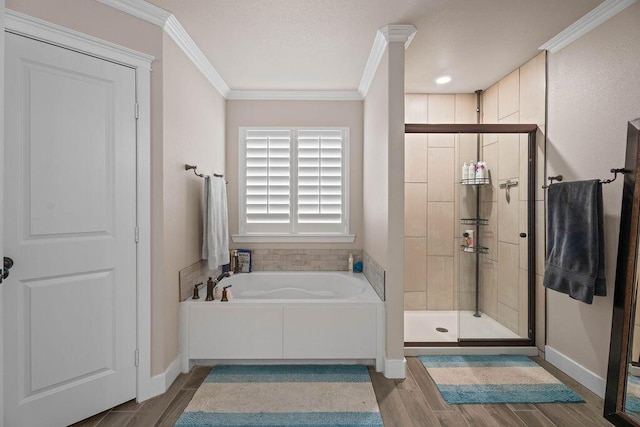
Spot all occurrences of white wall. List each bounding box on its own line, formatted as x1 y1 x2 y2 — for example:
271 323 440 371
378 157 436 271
546 1 640 389
161 32 226 373
363 42 406 365
225 100 364 250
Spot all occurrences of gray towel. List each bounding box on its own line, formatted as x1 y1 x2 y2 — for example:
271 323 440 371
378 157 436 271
543 179 606 304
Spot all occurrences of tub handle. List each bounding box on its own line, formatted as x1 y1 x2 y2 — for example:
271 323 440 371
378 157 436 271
222 285 232 302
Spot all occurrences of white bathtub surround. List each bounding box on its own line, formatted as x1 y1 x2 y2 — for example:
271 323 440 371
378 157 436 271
180 272 386 373
404 310 521 342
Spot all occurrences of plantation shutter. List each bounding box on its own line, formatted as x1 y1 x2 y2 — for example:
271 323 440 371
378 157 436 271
245 129 291 224
297 129 343 224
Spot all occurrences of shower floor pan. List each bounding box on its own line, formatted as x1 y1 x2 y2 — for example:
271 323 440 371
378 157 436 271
404 310 521 343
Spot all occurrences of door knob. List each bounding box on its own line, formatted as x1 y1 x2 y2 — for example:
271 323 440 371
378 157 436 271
1 257 14 283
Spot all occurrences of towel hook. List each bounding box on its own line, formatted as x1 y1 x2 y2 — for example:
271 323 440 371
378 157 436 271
542 175 563 189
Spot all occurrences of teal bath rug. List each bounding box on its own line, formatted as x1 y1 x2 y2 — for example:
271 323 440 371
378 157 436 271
419 355 584 405
174 365 383 426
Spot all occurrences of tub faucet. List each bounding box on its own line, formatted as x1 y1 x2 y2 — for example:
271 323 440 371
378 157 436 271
214 272 230 285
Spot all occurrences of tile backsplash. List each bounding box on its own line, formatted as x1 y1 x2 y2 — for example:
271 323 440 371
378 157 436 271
363 251 385 301
249 249 362 271
178 260 222 302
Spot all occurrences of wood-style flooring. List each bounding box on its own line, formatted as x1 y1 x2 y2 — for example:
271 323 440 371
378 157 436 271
71 357 613 427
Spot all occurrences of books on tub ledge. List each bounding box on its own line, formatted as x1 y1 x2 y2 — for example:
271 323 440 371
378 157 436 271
230 249 252 273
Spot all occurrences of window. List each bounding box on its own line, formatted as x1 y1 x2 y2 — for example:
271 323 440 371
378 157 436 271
236 127 352 242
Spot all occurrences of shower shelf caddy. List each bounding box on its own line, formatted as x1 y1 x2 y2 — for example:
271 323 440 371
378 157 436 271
459 177 490 256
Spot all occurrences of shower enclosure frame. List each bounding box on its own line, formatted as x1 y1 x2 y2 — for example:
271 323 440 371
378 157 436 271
404 122 538 347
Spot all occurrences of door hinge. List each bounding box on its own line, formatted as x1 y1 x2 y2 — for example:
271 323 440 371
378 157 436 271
135 226 140 243
134 102 140 119
135 349 139 367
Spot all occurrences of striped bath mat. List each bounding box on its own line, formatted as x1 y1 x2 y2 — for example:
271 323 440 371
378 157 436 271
174 365 383 426
419 355 584 405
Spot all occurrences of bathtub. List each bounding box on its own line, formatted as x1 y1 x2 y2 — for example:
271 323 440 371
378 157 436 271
179 272 384 372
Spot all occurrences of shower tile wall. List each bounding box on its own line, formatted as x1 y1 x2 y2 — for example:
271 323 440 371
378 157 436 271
480 52 547 343
403 52 546 347
404 93 476 311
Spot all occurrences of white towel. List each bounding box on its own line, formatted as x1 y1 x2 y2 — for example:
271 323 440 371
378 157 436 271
202 176 230 270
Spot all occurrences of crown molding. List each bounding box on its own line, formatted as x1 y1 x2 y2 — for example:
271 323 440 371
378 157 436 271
96 1 416 101
163 15 231 97
540 0 637 53
96 0 170 27
5 9 154 69
97 0 230 97
358 24 417 98
228 90 362 101
378 24 417 48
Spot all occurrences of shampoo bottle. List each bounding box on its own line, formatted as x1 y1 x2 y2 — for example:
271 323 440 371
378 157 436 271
468 161 475 184
462 162 469 181
348 253 354 272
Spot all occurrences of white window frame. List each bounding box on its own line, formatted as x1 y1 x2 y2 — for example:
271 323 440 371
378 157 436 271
233 127 355 243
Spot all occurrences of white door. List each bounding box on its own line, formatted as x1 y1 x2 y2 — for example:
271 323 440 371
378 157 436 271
4 33 138 426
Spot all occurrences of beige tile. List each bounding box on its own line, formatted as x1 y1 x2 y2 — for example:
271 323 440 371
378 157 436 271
428 94 455 124
428 133 455 148
519 200 528 270
497 183 519 245
455 93 477 124
458 185 476 219
518 268 529 338
405 94 428 123
498 114 520 181
458 291 476 311
427 148 455 201
480 258 498 319
426 256 455 310
459 134 478 178
498 69 520 120
405 134 428 182
427 202 454 256
404 238 427 292
519 52 546 128
404 183 427 236
519 134 529 200
498 302 519 334
404 292 427 311
459 247 477 292
482 84 498 144
535 274 545 350
498 242 519 309
480 143 498 202
480 201 497 260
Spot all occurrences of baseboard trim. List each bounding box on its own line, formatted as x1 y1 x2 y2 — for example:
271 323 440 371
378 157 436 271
140 354 181 402
545 345 605 398
383 357 406 379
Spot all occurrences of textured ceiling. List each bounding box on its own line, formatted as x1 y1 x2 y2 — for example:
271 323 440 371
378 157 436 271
148 0 602 94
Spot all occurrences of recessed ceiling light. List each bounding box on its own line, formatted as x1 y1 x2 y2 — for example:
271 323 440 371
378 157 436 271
435 75 452 85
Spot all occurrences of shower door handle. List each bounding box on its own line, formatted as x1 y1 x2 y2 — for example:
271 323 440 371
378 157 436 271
519 233 527 238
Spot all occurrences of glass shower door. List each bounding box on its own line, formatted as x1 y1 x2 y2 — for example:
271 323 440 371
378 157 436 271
457 132 533 342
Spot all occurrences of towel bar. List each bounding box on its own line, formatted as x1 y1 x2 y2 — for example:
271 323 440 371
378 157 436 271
185 164 227 183
542 168 629 189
